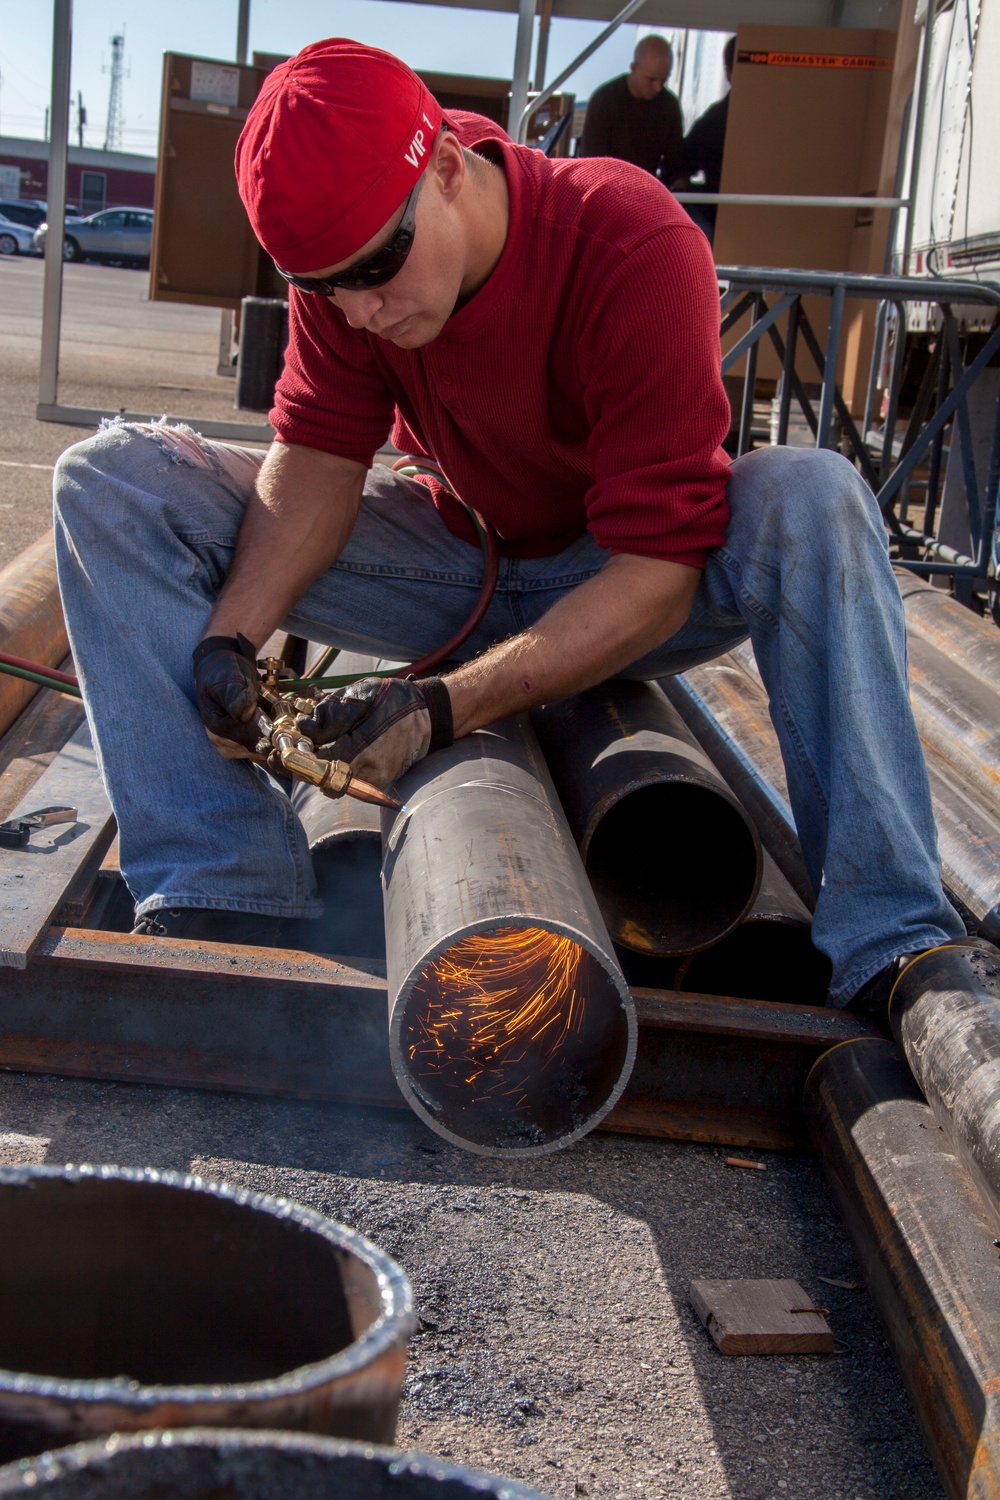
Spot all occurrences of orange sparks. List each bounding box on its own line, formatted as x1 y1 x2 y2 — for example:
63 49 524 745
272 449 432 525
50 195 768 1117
404 926 588 1103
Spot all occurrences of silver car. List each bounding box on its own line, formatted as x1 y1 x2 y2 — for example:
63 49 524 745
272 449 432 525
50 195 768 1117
33 207 153 265
0 213 40 256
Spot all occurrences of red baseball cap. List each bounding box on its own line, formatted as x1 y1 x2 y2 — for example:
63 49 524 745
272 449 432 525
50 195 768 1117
236 38 445 273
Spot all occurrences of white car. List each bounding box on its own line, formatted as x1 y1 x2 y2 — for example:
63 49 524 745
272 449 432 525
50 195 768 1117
0 213 39 256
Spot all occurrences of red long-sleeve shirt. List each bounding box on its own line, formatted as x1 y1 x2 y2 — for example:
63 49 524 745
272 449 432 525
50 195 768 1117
271 112 730 567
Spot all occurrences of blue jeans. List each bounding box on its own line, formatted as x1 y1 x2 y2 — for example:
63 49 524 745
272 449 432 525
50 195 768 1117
53 420 963 1003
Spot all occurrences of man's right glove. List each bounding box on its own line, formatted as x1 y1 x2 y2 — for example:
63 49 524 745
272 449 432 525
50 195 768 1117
192 634 261 756
296 675 454 789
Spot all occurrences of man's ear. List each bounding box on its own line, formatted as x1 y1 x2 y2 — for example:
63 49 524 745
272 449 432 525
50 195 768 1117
432 132 466 205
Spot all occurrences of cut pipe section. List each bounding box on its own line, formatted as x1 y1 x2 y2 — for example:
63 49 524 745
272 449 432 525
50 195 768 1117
675 849 831 1006
533 681 761 956
890 940 1000 1226
0 1430 549 1498
0 1165 414 1463
382 715 637 1157
806 1037 1000 1500
0 533 69 738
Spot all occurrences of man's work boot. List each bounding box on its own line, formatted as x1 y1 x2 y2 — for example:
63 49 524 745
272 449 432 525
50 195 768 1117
131 907 292 948
843 952 920 1032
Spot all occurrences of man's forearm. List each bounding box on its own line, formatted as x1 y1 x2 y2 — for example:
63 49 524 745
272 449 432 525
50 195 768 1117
445 553 700 737
206 441 367 646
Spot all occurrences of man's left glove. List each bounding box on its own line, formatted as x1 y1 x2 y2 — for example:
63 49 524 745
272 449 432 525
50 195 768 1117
296 676 454 790
192 634 261 756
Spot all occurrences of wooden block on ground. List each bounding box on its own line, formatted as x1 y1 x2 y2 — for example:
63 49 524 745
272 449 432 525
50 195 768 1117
689 1278 834 1355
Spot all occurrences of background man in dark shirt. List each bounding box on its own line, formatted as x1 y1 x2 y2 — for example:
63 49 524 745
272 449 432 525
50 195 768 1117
579 35 686 184
680 35 735 243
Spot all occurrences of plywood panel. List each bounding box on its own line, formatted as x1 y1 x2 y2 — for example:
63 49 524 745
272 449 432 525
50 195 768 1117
151 54 283 310
715 25 897 396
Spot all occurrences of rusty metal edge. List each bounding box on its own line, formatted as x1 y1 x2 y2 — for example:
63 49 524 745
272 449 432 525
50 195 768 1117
0 926 878 1153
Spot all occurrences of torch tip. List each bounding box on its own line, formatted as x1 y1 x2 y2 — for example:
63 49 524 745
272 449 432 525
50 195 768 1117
346 777 404 811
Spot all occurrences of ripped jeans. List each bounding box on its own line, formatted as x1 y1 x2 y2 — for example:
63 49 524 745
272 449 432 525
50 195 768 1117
53 420 963 1004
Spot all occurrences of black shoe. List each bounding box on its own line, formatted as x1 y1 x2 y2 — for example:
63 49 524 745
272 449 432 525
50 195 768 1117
843 952 919 1027
131 906 289 947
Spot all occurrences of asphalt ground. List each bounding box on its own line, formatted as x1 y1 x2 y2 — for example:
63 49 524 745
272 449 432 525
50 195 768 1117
0 256 945 1500
0 254 268 568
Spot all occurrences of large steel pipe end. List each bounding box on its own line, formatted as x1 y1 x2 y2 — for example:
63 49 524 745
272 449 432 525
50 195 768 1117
890 938 1000 1224
675 851 831 1005
0 1430 550 1498
382 718 637 1157
533 681 762 955
0 1166 414 1463
805 1037 1000 1500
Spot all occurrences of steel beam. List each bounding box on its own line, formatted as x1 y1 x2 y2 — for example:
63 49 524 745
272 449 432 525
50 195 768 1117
0 926 877 1152
806 1036 1000 1500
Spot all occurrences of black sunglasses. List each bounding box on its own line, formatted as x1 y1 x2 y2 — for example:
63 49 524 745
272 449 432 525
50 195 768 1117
275 170 425 295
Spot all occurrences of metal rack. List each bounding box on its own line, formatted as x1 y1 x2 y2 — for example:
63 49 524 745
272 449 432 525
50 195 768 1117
718 266 1000 594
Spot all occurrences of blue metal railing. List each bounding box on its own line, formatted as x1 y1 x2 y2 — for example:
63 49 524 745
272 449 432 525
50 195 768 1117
717 267 1000 590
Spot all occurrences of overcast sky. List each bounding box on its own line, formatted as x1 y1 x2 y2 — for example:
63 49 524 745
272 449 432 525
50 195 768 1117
0 0 661 156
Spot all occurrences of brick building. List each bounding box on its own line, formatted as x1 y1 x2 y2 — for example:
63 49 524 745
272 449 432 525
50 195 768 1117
0 137 156 214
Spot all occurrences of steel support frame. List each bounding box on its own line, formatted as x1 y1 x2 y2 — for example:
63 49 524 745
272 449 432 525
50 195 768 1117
716 267 1000 584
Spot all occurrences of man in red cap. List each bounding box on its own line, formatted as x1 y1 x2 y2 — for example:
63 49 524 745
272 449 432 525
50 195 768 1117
53 38 966 1012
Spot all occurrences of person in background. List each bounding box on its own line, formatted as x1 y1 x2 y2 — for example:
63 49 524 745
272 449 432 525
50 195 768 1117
579 34 686 185
680 35 735 244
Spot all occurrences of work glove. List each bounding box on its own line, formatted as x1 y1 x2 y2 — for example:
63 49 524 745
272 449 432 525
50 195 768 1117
296 676 454 790
192 633 261 757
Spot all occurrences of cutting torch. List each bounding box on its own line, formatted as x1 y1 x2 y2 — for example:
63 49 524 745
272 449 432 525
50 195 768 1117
252 655 402 813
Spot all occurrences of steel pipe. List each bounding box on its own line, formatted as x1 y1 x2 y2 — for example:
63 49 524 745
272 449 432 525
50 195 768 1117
533 681 761 956
896 569 1000 697
381 715 636 1157
290 655 383 849
663 648 1000 936
890 941 1000 1226
0 657 84 822
0 1165 414 1463
805 1037 1000 1500
0 534 70 739
659 660 813 910
920 742 1000 933
0 1431 548 1498
675 850 831 1007
905 631 1000 814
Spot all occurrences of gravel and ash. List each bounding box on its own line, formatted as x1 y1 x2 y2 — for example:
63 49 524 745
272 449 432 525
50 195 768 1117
0 1074 942 1500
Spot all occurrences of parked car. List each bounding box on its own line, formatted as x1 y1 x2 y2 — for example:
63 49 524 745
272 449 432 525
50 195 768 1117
0 213 39 256
0 199 47 230
32 206 154 266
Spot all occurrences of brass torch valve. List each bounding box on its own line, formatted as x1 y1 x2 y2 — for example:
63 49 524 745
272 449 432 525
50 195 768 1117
252 692 400 812
267 711 352 797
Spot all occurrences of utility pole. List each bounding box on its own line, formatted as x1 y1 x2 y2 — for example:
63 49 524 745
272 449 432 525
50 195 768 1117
103 33 126 151
76 90 86 148
236 0 251 66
